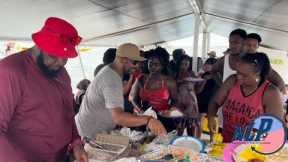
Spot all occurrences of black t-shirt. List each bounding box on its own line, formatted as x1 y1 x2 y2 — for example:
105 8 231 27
168 61 177 77
122 73 133 112
197 79 219 113
123 73 130 81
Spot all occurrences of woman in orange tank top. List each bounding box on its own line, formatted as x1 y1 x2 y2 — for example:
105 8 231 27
208 52 284 143
129 47 178 132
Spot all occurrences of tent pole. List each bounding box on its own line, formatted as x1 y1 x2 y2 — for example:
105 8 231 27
207 32 211 54
193 16 200 73
188 0 207 73
187 0 207 29
202 30 208 59
77 47 87 79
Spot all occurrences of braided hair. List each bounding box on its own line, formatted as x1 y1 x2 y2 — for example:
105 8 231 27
240 52 271 86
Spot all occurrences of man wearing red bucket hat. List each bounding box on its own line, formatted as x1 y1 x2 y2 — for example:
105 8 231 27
0 17 87 162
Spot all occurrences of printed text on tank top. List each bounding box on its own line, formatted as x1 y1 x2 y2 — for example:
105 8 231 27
222 80 270 142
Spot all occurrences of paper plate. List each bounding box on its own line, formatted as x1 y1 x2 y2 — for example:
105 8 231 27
158 109 184 118
170 136 205 153
181 77 204 83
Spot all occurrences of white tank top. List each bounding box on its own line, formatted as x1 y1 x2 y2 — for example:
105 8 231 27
223 54 236 81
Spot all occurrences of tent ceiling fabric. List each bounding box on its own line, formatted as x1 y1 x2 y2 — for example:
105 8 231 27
0 0 288 51
201 0 288 51
0 0 194 46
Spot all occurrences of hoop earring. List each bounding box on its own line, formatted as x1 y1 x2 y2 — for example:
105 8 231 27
256 78 259 82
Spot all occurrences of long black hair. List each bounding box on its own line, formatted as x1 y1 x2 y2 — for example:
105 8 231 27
175 54 192 78
240 52 271 86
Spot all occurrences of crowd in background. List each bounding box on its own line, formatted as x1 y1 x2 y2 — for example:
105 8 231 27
1 16 287 162
75 28 288 143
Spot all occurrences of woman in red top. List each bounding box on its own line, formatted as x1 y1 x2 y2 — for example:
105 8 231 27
208 52 284 142
130 47 178 132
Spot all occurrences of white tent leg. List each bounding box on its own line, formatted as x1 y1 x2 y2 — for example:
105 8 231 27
202 30 208 59
77 47 87 79
193 16 200 73
188 0 207 73
207 32 211 55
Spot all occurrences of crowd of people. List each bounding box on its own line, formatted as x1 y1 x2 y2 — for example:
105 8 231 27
76 28 286 143
0 17 287 162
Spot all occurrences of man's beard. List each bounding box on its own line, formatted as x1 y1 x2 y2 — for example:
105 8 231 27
124 66 132 75
37 53 62 79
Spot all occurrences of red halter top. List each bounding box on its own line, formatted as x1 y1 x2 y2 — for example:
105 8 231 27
139 78 170 112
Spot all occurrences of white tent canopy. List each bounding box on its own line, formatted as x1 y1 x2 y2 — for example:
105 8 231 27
1 0 288 51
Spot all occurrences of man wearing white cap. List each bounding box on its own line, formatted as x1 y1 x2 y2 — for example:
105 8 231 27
75 43 167 138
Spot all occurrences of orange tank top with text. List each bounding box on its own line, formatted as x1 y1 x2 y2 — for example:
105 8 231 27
222 80 270 142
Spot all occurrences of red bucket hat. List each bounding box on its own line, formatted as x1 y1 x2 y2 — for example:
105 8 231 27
32 17 82 58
